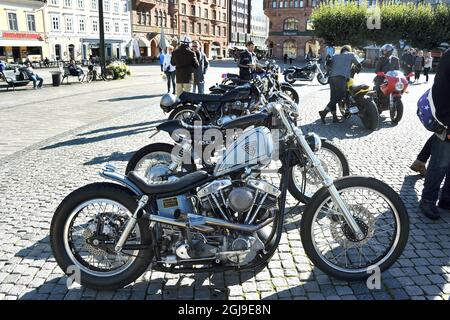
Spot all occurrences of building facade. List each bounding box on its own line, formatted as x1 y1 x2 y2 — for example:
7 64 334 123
0 0 49 63
178 0 228 58
228 0 250 48
130 0 179 58
250 0 268 48
264 0 319 59
44 0 132 62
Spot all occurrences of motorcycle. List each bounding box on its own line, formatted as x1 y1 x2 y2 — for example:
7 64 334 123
283 58 329 85
125 94 350 204
50 101 409 290
338 63 380 132
371 70 413 124
218 61 300 104
160 80 264 126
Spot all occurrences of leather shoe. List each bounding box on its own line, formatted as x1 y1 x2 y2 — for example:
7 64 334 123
419 201 440 220
319 111 327 124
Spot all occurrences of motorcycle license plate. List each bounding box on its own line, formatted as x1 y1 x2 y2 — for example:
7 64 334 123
349 106 359 114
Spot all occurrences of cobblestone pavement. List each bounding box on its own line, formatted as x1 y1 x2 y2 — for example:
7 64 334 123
1 63 450 300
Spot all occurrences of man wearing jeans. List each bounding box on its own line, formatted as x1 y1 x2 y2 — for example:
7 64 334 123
171 35 199 96
24 63 43 89
420 49 450 219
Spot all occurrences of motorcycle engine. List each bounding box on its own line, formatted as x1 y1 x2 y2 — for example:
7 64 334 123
218 101 248 126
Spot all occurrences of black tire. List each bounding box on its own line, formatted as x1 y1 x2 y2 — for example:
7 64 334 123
288 141 350 204
125 143 196 176
300 176 409 281
390 98 404 124
284 72 296 84
317 73 329 85
169 105 207 124
280 84 300 104
50 183 153 290
358 96 379 131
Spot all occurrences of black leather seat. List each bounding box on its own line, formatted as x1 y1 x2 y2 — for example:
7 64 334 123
179 92 223 103
127 170 210 195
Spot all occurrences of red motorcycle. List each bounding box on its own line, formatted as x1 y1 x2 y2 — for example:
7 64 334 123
372 70 414 124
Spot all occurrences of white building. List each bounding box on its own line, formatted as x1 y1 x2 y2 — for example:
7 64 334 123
250 0 268 49
44 0 132 62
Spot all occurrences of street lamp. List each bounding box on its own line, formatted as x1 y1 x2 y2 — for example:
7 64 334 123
98 0 106 77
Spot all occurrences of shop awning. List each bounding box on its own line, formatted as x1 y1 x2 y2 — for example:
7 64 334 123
138 37 150 48
0 39 44 47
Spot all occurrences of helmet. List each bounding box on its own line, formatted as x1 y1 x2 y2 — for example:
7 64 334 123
180 35 192 45
160 93 178 112
341 45 352 53
381 44 394 57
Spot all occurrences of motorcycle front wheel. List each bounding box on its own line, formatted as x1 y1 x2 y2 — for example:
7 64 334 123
390 98 404 124
50 183 153 290
288 141 350 203
280 85 300 104
300 176 409 281
169 105 207 124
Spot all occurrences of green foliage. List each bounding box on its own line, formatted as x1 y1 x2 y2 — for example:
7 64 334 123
311 2 450 49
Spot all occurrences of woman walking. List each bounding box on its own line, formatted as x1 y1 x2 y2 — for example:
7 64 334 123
423 51 433 83
414 50 425 83
163 46 176 94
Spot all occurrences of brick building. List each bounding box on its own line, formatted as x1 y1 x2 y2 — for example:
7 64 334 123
264 0 320 59
178 0 228 58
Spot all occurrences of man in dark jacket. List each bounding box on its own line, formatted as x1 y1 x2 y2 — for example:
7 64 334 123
192 40 209 94
420 49 450 219
238 41 258 81
171 35 199 96
374 44 400 106
402 48 415 82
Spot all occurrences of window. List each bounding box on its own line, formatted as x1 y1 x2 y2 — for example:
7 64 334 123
50 0 59 5
123 1 128 12
79 17 85 32
65 16 73 32
77 0 84 8
114 1 119 12
51 15 60 31
27 14 36 32
191 5 195 16
104 0 110 12
64 0 72 7
181 4 186 14
114 21 120 33
204 9 208 19
223 13 226 22
223 26 226 37
182 21 187 33
190 21 194 33
283 40 297 57
283 18 299 31
91 0 98 10
204 23 208 34
105 21 110 32
124 23 129 34
8 13 18 31
197 23 201 34
92 19 98 32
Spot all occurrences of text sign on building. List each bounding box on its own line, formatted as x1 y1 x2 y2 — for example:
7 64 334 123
283 31 298 36
1 32 43 40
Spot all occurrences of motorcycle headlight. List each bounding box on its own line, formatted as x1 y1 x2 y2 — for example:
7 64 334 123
306 133 322 152
395 82 404 92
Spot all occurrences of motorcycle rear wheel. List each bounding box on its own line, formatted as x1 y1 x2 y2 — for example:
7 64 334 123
280 85 300 104
50 183 153 290
358 97 379 131
284 72 296 84
169 105 207 124
317 73 329 85
300 176 409 281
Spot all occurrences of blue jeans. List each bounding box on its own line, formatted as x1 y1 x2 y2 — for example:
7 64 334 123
421 136 450 204
193 81 205 94
30 74 43 88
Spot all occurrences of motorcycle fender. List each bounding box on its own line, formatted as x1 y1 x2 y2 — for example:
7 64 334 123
100 170 144 196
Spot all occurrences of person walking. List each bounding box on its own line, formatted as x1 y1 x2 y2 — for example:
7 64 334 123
419 48 450 219
163 46 176 94
283 53 288 65
159 50 165 72
414 50 424 83
423 51 433 83
402 48 415 83
192 41 209 94
171 35 199 96
289 55 293 65
318 45 361 124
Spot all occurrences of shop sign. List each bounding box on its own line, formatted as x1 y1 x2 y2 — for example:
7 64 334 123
1 32 43 40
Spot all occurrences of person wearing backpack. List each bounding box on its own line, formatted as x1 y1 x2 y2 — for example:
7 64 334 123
419 48 450 219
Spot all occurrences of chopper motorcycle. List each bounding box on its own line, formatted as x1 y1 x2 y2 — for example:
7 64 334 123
283 58 329 85
370 70 413 124
50 102 409 290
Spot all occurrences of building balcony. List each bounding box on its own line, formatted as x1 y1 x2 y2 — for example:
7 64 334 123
169 0 179 12
136 0 157 8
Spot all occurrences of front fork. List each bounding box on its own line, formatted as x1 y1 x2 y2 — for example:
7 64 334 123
294 129 365 240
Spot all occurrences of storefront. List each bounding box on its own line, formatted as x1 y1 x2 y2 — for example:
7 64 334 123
80 38 128 61
0 32 47 63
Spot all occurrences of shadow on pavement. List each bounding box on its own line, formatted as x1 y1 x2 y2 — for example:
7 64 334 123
41 120 161 150
83 151 135 166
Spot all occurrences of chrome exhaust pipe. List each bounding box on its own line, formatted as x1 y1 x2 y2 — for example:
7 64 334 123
147 214 274 233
